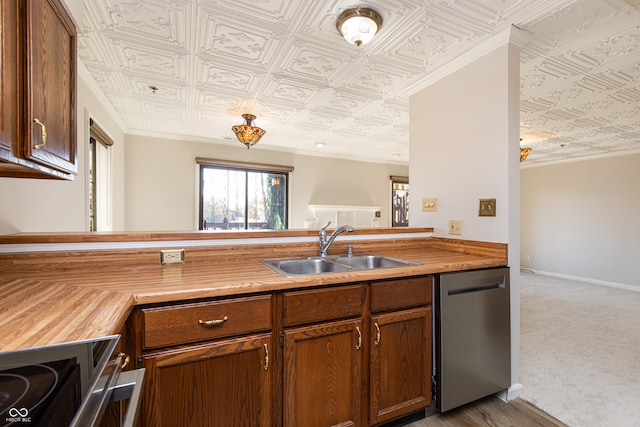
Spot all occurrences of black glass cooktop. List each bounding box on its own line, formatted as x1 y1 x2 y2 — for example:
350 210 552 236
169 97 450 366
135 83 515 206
0 336 119 427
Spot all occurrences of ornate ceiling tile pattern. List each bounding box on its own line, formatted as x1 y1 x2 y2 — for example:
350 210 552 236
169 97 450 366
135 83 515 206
78 0 640 165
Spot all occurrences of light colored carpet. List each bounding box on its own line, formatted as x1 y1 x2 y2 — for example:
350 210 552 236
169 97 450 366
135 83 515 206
519 271 640 427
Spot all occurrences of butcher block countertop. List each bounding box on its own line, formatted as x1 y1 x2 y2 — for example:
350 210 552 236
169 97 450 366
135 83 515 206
0 229 507 352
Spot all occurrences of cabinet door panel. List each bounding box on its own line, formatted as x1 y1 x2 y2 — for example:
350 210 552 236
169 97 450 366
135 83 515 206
284 319 363 427
0 0 17 157
24 0 76 175
142 334 273 427
370 307 432 425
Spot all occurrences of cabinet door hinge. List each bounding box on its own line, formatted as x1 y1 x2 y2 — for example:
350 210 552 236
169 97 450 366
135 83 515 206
138 355 143 369
279 331 284 348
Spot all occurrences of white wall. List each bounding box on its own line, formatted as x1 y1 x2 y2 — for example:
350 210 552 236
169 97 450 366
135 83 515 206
124 135 408 231
408 44 519 243
0 67 126 234
521 153 640 288
409 32 522 395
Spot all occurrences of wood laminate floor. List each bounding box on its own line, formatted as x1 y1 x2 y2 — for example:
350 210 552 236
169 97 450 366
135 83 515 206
406 396 569 427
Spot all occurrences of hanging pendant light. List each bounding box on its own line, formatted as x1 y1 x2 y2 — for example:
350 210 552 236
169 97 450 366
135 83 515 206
336 7 383 47
231 114 266 149
519 138 531 162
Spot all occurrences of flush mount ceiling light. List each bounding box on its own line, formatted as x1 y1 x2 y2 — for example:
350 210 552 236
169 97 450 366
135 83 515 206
336 7 382 47
231 114 266 149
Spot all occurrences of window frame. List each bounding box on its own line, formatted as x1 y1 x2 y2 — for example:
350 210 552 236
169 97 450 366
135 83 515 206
390 175 409 228
196 157 293 231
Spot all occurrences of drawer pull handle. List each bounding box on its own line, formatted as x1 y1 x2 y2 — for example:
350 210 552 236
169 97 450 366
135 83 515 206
118 352 130 369
198 316 228 326
356 327 362 350
374 322 381 346
33 118 48 150
263 343 269 371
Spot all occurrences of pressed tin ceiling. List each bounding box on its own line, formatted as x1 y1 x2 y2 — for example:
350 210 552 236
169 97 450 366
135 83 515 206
78 0 640 166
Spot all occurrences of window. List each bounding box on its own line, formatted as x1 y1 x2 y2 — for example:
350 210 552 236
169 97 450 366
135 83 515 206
88 118 114 231
391 175 409 227
197 158 293 230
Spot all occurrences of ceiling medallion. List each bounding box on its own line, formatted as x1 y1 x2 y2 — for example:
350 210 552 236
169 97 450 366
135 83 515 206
336 7 383 47
231 114 266 149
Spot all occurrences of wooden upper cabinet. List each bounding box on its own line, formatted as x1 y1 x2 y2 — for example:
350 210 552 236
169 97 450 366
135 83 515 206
0 0 18 158
0 0 77 179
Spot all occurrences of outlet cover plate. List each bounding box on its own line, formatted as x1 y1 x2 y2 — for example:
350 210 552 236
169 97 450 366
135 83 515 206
448 220 462 235
160 249 185 265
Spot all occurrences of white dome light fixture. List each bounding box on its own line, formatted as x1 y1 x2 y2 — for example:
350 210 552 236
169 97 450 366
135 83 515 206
336 7 383 47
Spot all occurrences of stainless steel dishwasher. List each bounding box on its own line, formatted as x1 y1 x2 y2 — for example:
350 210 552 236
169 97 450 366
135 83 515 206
435 267 511 412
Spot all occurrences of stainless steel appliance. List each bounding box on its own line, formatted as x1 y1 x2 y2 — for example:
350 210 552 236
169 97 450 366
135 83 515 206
0 335 144 427
436 267 511 412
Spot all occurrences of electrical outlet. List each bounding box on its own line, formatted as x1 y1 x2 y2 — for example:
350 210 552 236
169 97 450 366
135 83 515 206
160 249 185 265
422 198 437 212
448 220 462 235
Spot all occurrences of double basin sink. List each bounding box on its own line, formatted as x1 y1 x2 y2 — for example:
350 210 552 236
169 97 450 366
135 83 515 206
262 254 420 277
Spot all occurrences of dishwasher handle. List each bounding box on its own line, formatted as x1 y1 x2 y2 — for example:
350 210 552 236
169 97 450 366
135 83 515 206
447 282 504 296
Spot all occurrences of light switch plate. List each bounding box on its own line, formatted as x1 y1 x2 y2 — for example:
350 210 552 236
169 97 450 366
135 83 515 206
479 199 496 217
422 198 437 212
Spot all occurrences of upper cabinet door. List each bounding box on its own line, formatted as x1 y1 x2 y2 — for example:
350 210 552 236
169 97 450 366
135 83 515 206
0 0 18 157
23 0 77 175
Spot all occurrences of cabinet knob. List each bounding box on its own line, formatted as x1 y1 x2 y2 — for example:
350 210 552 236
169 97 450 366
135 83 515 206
33 118 48 150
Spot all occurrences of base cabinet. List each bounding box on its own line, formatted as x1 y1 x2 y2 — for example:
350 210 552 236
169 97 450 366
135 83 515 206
141 334 273 427
370 307 432 425
283 319 363 427
128 275 432 427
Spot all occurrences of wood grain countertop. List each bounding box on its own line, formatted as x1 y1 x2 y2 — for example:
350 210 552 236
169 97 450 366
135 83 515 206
0 235 507 352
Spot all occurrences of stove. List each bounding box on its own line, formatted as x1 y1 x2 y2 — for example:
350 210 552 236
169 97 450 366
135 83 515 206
0 336 144 427
1 358 80 426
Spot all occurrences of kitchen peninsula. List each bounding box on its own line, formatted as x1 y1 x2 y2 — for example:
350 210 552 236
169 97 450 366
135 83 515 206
0 228 507 426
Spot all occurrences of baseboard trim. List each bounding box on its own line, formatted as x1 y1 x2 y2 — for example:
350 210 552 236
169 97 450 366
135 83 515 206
496 383 524 402
521 269 640 293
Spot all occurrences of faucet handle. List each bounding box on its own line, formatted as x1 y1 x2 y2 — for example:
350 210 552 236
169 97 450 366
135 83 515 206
321 221 331 231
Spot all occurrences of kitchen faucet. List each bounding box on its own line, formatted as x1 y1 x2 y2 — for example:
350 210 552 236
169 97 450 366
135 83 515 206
318 221 355 257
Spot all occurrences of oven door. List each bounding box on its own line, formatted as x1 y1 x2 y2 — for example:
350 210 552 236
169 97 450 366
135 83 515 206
0 335 145 427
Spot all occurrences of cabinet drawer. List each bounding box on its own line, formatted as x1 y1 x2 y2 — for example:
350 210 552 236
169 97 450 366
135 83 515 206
142 295 272 349
283 284 364 327
371 276 432 313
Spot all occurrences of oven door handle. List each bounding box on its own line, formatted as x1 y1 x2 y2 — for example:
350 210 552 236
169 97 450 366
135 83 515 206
108 368 145 427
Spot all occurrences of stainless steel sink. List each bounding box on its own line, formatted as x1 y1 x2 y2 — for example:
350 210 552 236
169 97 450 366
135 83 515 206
334 254 419 270
261 254 420 277
263 257 351 276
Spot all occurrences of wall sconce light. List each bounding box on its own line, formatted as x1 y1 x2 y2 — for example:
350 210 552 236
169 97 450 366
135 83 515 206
336 7 383 47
